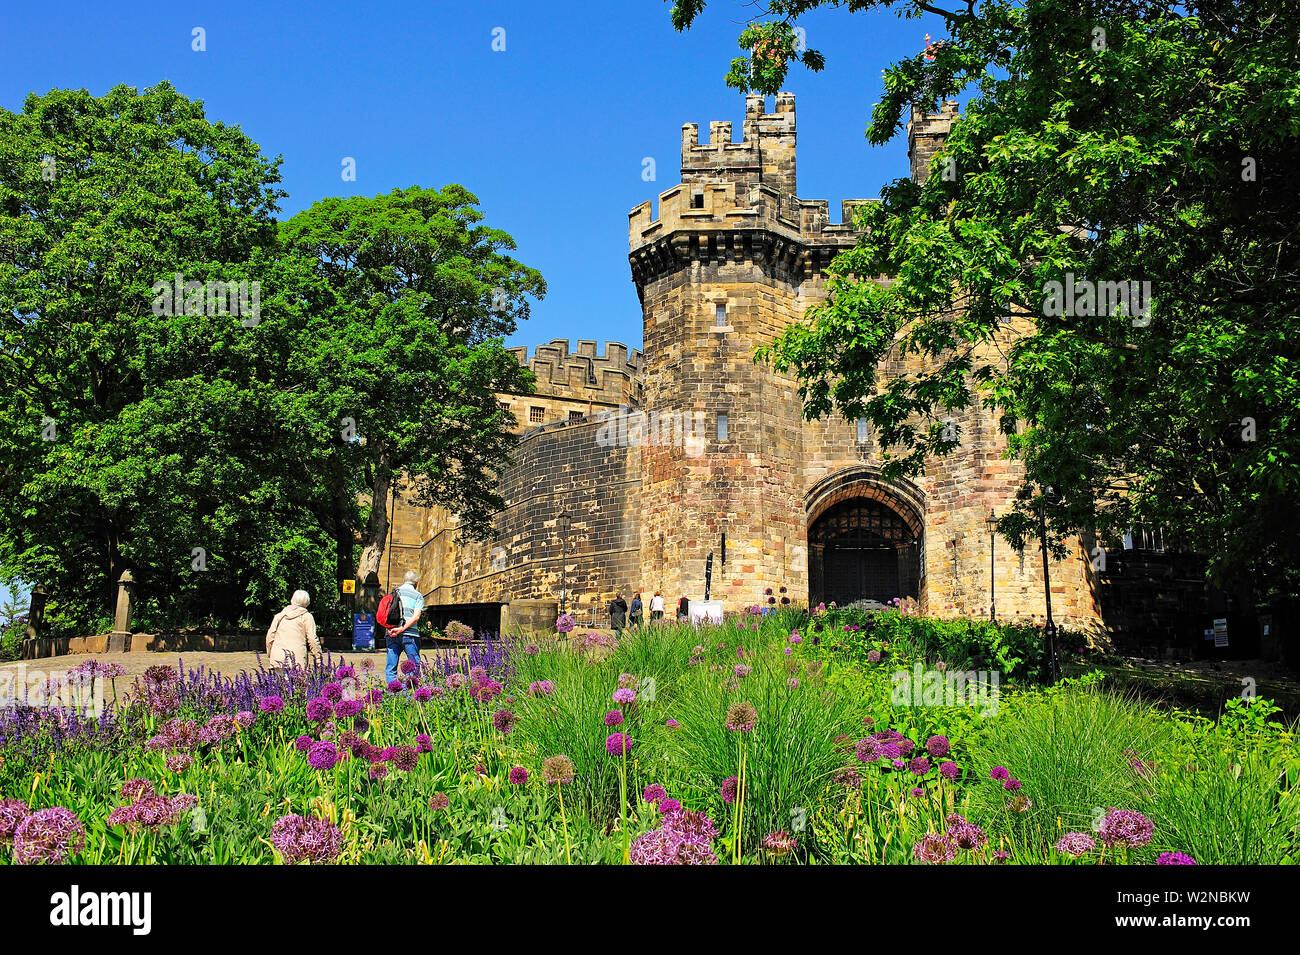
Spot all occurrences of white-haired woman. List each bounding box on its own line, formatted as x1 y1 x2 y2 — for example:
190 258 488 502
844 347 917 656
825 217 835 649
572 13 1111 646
266 590 322 669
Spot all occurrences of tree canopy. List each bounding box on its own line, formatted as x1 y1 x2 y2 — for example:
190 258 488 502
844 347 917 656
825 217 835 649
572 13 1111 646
671 0 1300 598
0 82 544 632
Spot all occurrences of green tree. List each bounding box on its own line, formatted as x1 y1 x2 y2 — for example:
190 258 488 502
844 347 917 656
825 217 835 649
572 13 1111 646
0 84 545 632
671 1 1300 598
277 186 545 582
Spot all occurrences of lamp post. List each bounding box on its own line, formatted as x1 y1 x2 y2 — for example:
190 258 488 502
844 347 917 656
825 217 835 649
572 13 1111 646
556 511 572 615
1037 486 1060 684
985 509 997 622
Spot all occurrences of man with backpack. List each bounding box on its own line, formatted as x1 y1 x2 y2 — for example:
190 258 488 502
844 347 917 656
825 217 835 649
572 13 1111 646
381 570 425 684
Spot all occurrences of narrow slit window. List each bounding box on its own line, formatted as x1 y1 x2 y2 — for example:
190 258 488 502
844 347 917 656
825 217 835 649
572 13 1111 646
717 413 729 441
715 303 727 327
856 417 870 444
691 190 704 209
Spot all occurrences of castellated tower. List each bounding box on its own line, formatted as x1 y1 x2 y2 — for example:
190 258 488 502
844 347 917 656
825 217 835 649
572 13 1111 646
630 95 1104 630
628 93 863 607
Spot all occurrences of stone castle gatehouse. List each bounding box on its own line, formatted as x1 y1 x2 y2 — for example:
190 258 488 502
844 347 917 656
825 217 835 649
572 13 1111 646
387 95 1106 635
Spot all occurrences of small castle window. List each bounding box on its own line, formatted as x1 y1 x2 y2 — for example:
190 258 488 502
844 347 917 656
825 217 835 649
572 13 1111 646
691 190 704 209
715 304 727 327
530 406 545 424
856 417 870 444
569 410 585 425
498 401 511 413
717 413 729 441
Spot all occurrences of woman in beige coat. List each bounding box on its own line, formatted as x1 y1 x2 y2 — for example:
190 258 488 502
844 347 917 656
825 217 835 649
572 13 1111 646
265 590 322 668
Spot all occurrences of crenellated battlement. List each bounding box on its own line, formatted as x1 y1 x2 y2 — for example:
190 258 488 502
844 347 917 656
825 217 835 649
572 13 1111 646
907 100 960 184
505 339 645 406
630 94 869 277
680 92 798 197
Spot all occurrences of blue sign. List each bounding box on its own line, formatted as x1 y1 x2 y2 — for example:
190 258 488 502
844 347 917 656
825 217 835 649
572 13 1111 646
352 613 375 651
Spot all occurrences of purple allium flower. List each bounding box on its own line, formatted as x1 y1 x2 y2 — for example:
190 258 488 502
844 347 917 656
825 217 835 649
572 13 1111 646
909 756 931 776
386 680 404 694
428 793 450 811
322 682 344 702
360 658 375 671
947 820 988 850
556 613 576 634
165 753 193 773
469 666 487 683
492 709 517 735
763 830 798 857
294 734 313 752
333 699 363 718
925 735 951 758
939 761 960 781
1007 794 1033 813
665 719 679 729
335 664 355 680
368 764 388 781
784 647 793 656
990 766 1010 781
866 649 882 663
1055 832 1097 857
415 734 433 753
121 778 155 801
658 798 682 815
725 701 758 733
12 807 85 865
787 677 800 688
259 695 285 714
307 741 339 770
834 767 862 789
855 737 881 763
306 698 333 722
509 766 528 785
524 643 540 656
1003 777 1022 791
612 688 636 705
541 755 575 785
0 800 30 845
629 807 719 865
235 711 256 730
605 732 634 756
912 832 957 864
1098 808 1154 848
993 849 1010 863
788 632 802 644
369 688 385 703
389 746 418 773
413 687 433 703
896 738 915 756
879 743 901 760
604 709 624 727
643 784 668 805
1156 851 1197 865
400 659 418 675
892 759 907 770
721 775 739 804
270 814 342 865
445 673 467 691
734 664 753 679
198 713 237 746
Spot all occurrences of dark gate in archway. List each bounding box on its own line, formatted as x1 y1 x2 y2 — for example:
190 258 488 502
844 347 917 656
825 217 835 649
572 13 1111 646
809 498 920 606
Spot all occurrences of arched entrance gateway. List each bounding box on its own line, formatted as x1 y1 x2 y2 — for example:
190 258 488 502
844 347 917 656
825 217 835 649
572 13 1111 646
806 468 925 607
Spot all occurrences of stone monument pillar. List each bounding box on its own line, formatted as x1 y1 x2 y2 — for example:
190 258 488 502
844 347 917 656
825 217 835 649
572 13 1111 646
109 570 135 652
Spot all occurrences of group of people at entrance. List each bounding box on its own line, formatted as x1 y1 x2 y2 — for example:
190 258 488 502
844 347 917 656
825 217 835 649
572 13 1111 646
607 590 692 632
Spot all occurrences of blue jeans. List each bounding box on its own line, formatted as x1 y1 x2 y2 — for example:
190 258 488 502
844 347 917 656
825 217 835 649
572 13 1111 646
385 630 421 684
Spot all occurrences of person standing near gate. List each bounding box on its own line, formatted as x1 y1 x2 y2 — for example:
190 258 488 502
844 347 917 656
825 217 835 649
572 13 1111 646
609 593 628 633
629 592 644 629
385 570 425 684
649 591 665 622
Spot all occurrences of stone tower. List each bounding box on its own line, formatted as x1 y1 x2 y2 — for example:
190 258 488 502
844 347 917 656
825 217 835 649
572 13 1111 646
628 94 863 607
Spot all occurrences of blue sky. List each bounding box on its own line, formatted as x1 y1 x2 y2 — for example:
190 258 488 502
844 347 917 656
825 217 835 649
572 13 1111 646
0 0 946 357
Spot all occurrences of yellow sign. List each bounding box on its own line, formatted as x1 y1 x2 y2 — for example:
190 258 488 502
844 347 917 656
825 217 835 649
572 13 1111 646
341 580 356 594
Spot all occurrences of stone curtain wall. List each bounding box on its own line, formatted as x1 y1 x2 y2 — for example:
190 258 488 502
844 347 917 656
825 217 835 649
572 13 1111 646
413 415 642 613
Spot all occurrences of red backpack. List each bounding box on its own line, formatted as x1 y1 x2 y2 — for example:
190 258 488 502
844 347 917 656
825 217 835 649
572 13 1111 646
376 589 404 631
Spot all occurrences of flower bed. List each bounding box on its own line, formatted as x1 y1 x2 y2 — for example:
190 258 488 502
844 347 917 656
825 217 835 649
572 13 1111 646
0 611 1296 865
